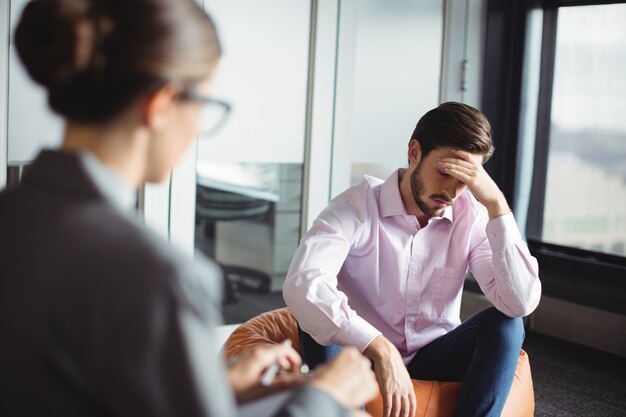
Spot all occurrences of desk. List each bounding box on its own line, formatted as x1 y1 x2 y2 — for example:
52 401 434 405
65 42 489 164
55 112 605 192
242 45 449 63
196 161 280 202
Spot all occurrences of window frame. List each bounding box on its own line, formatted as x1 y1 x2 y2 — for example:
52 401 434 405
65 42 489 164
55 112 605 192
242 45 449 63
527 0 626 268
482 0 626 315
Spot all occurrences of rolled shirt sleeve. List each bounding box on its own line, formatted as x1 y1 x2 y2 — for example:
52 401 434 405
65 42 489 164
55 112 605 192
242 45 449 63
469 212 542 318
283 203 382 353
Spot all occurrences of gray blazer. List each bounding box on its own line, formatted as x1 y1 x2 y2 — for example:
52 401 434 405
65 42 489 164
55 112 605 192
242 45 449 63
0 150 348 417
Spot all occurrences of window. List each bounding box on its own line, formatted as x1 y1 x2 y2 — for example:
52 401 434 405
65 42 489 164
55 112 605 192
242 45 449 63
527 2 626 262
482 0 626 313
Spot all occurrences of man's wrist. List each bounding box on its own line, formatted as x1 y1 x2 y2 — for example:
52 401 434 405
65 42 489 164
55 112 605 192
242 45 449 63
363 335 393 362
485 197 510 220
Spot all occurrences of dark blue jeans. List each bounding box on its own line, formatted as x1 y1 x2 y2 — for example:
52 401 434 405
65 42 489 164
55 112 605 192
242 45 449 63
298 307 525 417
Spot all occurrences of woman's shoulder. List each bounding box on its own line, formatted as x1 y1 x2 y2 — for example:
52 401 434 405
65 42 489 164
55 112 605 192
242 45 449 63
66 203 222 309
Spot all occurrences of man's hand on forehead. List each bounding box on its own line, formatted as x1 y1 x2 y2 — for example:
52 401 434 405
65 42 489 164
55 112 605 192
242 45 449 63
448 148 484 164
437 149 510 219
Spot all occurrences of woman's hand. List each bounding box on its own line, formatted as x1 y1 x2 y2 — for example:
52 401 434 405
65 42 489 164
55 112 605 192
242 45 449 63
226 342 304 403
309 347 379 411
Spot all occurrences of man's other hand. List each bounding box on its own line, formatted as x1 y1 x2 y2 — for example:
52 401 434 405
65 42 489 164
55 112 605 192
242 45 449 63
364 335 416 417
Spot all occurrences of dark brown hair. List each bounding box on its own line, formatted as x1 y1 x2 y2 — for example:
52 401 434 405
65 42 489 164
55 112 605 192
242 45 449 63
14 0 221 123
410 102 494 162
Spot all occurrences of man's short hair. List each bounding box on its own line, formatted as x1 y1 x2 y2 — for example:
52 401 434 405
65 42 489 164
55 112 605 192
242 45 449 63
410 102 494 162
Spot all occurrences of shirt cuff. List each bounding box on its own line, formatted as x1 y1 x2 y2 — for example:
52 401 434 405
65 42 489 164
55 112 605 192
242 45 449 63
332 314 382 353
485 212 524 252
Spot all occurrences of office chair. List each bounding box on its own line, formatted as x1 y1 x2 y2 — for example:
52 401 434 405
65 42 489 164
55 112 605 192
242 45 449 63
196 185 273 304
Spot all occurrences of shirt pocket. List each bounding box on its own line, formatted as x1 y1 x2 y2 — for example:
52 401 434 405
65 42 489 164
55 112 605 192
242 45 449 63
431 266 467 319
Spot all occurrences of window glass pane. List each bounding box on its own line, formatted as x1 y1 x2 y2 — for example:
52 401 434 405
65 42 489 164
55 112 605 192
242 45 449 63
195 162 301 324
331 0 443 196
543 4 626 257
199 0 310 163
197 0 310 324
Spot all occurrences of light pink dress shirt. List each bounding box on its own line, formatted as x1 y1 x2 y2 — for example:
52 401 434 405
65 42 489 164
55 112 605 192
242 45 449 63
283 169 541 364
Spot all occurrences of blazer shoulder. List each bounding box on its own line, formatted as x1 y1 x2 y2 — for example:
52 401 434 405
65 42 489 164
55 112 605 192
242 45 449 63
67 204 223 313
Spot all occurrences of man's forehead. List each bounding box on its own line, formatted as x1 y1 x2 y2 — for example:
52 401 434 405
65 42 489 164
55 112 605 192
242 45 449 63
429 147 486 163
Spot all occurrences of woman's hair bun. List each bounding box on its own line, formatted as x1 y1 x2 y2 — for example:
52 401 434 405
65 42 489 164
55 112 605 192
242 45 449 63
13 0 220 124
14 0 111 90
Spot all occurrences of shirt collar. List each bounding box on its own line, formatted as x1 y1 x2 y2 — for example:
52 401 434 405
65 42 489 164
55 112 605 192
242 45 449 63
380 168 454 223
78 152 137 212
432 205 454 223
380 169 407 217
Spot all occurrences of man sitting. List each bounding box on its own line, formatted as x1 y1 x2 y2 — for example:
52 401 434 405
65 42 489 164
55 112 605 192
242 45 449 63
283 102 542 417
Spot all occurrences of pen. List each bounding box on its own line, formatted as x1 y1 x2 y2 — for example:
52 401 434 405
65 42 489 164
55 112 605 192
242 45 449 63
261 339 292 386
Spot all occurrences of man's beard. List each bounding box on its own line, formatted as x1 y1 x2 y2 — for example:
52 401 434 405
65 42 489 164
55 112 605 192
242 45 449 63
410 161 452 218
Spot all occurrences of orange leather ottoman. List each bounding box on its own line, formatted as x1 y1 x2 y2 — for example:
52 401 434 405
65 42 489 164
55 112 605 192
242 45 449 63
222 308 535 417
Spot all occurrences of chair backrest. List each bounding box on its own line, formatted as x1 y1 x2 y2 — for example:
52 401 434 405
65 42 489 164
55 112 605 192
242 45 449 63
196 186 271 221
222 308 300 358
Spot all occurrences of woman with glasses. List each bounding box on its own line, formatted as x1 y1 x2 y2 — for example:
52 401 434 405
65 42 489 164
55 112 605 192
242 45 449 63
0 0 377 416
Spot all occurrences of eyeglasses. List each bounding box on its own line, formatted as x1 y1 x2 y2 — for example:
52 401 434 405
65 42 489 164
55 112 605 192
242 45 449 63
180 89 232 137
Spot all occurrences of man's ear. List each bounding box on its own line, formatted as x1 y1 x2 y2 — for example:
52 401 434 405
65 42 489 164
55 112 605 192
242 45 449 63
408 139 422 165
143 83 182 131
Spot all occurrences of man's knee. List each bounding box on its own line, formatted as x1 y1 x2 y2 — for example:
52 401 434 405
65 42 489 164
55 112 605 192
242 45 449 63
481 307 525 348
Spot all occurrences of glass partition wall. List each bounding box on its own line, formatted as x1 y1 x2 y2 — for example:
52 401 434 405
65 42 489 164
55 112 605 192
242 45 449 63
331 0 443 196
198 0 310 323
198 0 444 324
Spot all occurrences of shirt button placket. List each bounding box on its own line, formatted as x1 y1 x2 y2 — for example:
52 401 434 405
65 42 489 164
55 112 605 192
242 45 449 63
406 233 423 316
406 229 425 346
